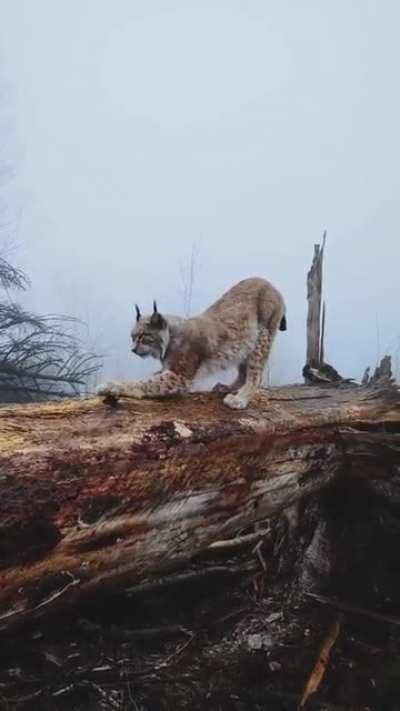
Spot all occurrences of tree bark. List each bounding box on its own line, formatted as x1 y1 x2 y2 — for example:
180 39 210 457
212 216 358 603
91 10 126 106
0 381 399 632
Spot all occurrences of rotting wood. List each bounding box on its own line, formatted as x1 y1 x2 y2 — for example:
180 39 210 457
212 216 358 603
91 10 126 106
371 354 393 383
0 379 398 633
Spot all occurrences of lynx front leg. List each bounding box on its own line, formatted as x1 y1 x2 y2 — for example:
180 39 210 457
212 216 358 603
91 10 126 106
97 370 191 401
212 363 247 394
96 380 146 400
140 370 192 397
224 327 274 410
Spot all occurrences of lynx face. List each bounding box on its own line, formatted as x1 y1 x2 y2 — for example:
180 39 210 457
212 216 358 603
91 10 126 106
131 303 170 361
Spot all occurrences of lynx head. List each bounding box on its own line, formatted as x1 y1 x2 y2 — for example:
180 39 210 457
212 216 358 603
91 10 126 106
131 301 170 361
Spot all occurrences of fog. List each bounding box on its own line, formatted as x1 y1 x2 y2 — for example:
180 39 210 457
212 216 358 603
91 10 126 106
1 1 399 387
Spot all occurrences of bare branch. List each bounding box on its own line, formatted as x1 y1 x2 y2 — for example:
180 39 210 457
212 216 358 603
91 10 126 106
0 256 30 291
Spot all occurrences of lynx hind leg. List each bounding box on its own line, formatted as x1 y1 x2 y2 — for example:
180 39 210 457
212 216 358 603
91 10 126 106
97 381 123 398
224 327 275 410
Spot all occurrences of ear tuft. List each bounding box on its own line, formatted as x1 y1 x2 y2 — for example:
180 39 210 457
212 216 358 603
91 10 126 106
153 300 158 314
135 304 141 321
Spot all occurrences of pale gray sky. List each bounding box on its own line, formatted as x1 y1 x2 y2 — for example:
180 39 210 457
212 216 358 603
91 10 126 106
1 1 399 384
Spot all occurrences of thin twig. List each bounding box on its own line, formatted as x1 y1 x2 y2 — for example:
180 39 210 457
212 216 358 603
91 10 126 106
207 528 271 552
0 572 80 627
305 591 400 627
155 632 195 669
299 616 341 709
126 563 258 596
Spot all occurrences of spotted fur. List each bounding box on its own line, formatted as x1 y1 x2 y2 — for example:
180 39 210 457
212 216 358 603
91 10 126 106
97 277 286 409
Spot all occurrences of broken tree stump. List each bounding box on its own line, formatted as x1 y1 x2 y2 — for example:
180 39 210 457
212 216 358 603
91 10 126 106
304 233 353 385
306 231 326 369
0 381 399 633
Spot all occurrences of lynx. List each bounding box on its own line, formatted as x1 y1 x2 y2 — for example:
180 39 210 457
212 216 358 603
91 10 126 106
97 277 286 410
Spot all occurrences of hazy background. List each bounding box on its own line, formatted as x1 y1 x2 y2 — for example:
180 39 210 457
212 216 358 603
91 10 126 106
1 1 399 386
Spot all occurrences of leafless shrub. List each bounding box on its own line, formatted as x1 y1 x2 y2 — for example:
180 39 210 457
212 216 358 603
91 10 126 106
0 255 100 402
0 255 30 291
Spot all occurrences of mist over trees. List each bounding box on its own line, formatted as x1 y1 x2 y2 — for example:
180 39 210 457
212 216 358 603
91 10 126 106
0 76 100 401
1 3 400 392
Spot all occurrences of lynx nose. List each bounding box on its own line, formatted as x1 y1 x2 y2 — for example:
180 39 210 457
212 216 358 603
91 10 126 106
132 346 138 354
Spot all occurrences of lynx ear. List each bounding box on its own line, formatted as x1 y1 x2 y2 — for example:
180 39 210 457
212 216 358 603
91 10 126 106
150 301 166 329
135 304 141 321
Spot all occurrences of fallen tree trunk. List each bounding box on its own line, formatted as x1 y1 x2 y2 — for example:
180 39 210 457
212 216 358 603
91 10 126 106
0 381 399 633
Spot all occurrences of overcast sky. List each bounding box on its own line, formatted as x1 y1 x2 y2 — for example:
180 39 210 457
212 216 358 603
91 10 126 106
1 1 399 385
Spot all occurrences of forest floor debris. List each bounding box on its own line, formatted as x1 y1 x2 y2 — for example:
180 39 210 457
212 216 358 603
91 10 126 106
1 545 399 711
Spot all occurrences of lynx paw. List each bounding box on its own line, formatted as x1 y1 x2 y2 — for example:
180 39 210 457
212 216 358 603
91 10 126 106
96 381 123 399
97 382 146 401
223 392 249 410
126 385 145 399
212 382 231 395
